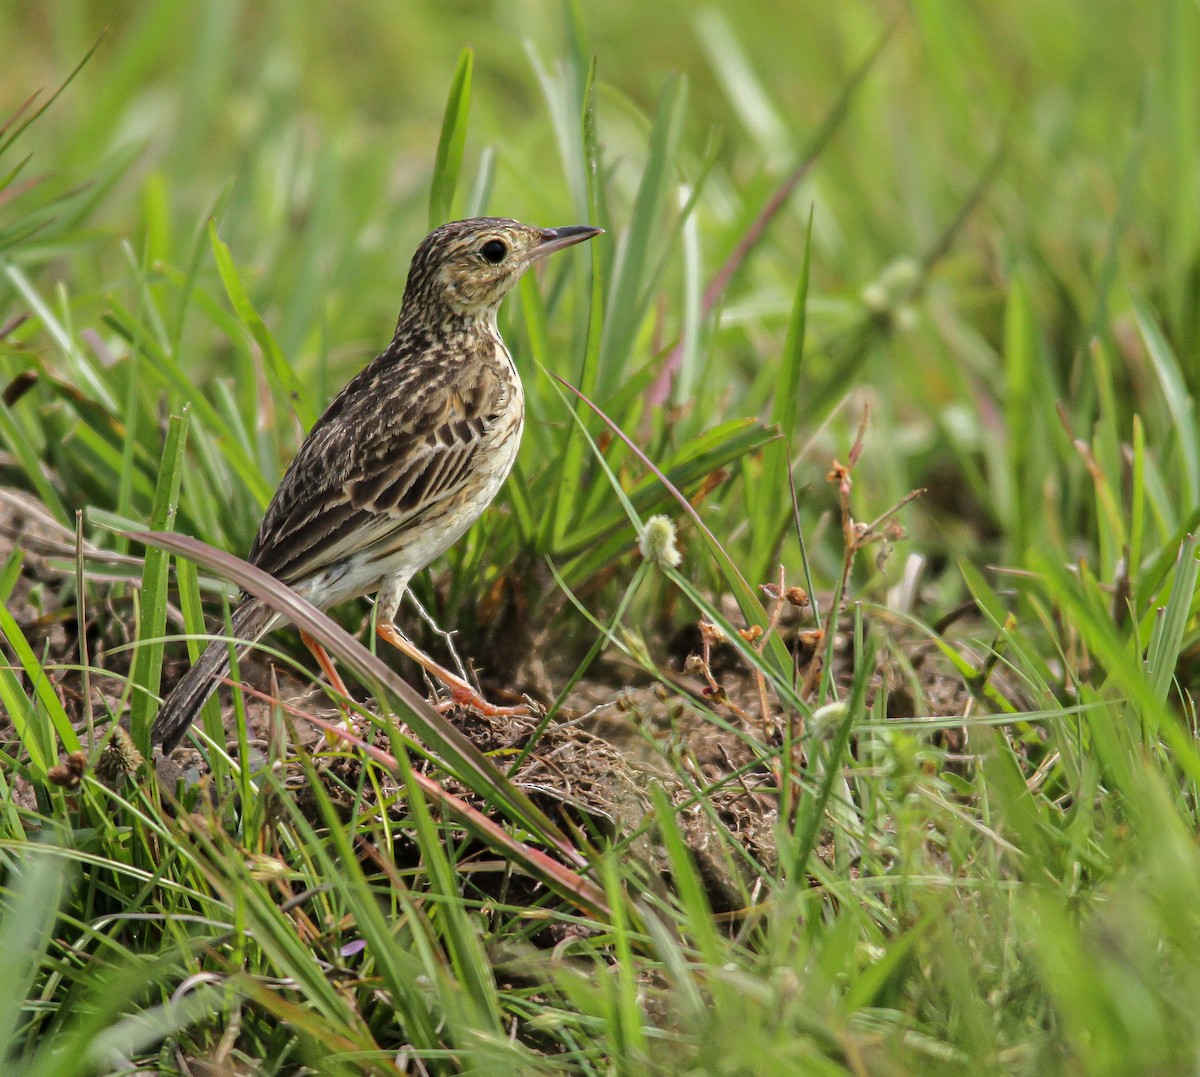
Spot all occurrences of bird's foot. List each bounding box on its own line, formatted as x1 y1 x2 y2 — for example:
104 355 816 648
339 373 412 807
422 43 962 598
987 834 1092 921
435 685 539 718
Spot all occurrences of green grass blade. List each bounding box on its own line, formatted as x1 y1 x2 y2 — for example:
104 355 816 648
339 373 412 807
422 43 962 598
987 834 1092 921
1134 296 1200 509
3 263 117 412
752 207 812 583
400 758 501 1030
128 409 190 744
429 47 473 227
595 73 687 401
102 306 274 507
0 34 103 159
789 642 868 880
281 751 445 1050
208 220 317 429
0 396 69 524
1031 549 1200 785
547 55 606 547
0 601 78 766
0 850 69 1057
1145 532 1200 705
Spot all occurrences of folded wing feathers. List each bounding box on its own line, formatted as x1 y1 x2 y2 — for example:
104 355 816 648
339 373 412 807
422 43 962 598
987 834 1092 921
247 356 504 586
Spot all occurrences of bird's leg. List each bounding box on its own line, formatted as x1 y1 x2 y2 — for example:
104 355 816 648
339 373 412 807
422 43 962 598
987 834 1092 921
298 630 359 743
299 630 351 701
375 577 530 717
375 620 531 717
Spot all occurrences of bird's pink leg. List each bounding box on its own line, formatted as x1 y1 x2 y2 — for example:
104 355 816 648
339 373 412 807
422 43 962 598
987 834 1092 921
299 630 352 700
375 620 531 717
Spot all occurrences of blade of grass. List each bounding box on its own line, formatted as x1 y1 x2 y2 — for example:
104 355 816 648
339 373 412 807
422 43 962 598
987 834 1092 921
429 48 473 227
102 306 274 505
1031 547 1200 786
3 263 117 412
545 55 606 549
751 207 812 584
399 756 502 1028
1134 296 1199 510
596 73 687 402
128 409 190 744
0 34 103 158
789 626 871 880
281 745 454 1051
209 221 317 429
0 395 68 524
1145 532 1200 705
0 600 79 766
0 850 69 1056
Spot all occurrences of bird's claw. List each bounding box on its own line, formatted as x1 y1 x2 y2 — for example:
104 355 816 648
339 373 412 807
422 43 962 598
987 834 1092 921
433 684 540 718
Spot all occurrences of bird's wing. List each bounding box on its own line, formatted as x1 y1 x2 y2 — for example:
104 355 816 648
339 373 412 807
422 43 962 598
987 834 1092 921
247 346 510 586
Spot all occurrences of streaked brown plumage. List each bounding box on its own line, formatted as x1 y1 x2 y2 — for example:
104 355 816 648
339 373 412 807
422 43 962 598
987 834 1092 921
152 217 602 753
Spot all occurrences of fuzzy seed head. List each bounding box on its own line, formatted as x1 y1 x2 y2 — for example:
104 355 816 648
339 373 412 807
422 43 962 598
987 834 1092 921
639 514 681 570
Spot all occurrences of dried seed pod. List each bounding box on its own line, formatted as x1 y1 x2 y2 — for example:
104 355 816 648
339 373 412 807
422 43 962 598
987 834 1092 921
47 751 88 790
785 586 809 607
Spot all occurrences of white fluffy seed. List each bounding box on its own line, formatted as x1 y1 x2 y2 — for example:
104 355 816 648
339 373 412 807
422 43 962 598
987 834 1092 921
639 514 682 569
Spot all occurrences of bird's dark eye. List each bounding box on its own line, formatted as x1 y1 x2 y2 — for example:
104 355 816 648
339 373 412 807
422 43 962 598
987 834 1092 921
479 239 508 264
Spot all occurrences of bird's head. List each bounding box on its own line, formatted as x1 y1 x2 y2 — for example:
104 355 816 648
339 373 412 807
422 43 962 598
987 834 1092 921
400 217 602 326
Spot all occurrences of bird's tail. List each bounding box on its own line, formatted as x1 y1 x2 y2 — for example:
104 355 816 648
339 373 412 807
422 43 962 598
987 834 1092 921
152 600 277 753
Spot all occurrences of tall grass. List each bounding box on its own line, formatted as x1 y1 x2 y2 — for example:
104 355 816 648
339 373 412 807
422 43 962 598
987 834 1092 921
1 1 1199 1072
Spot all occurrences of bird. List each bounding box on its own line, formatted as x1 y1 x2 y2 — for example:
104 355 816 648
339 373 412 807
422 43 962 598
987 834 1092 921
152 216 603 753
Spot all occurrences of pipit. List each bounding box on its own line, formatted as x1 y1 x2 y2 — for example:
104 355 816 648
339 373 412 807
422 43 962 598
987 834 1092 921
152 216 602 753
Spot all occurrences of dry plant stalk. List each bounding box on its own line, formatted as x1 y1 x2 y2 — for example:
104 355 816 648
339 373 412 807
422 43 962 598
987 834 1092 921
693 406 923 753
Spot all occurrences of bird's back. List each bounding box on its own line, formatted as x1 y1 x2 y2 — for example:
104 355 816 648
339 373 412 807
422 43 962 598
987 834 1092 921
246 323 520 599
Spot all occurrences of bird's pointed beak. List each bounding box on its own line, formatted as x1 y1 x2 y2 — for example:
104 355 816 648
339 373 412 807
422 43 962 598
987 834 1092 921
533 225 604 259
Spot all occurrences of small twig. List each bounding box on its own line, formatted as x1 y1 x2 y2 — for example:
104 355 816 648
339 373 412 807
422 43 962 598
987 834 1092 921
759 565 790 644
689 620 724 699
801 405 924 700
749 565 790 737
862 487 926 536
685 621 760 726
847 402 870 468
405 589 472 684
